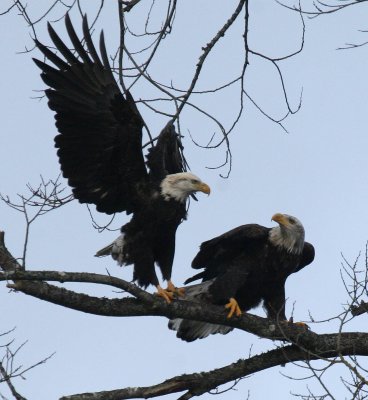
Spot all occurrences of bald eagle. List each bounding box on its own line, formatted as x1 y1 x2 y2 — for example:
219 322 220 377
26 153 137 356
169 213 315 341
33 14 210 301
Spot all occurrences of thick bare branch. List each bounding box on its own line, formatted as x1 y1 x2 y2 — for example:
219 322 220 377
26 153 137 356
0 233 328 353
0 268 307 340
61 334 368 400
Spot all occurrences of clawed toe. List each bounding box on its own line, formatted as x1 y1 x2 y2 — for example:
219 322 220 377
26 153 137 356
224 298 242 318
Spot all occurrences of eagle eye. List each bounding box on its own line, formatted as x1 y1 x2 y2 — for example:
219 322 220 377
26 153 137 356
288 217 296 224
191 179 199 184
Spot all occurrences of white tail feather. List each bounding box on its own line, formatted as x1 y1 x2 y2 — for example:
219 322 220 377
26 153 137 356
168 280 233 341
95 234 125 266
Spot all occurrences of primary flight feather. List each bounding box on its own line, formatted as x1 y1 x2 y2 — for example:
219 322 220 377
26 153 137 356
34 14 210 301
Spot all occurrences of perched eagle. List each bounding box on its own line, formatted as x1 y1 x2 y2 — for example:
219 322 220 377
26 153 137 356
33 14 210 302
169 213 315 341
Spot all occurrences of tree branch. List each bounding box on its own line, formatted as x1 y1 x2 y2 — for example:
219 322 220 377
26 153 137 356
2 229 368 400
61 333 368 400
0 269 307 339
0 362 27 400
351 301 368 316
0 230 314 341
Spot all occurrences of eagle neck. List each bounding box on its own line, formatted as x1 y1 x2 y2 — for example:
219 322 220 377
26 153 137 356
269 226 304 255
160 177 188 203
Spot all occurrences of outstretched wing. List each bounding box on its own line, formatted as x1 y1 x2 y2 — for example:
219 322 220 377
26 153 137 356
186 224 270 283
33 14 147 214
146 122 186 181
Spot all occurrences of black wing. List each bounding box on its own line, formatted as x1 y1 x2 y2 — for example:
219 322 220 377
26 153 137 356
293 242 315 273
33 14 147 214
186 224 270 283
264 242 315 319
146 122 186 182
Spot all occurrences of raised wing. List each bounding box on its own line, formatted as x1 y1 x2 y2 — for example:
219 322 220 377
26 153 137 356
146 122 186 182
33 14 147 214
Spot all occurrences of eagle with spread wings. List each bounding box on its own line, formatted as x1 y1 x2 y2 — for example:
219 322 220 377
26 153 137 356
34 15 210 302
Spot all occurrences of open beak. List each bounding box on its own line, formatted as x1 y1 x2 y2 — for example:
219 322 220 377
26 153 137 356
271 213 288 226
197 182 211 195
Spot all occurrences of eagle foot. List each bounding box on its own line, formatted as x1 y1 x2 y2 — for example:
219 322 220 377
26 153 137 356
166 281 185 297
155 285 174 303
288 317 309 330
292 321 310 330
225 297 242 318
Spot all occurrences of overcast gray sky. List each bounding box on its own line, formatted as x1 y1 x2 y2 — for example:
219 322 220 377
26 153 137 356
1 1 368 399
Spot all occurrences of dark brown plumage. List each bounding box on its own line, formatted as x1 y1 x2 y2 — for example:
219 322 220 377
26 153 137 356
33 15 210 299
169 213 315 341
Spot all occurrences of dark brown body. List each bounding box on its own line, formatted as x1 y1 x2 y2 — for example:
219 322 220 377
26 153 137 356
122 192 187 287
187 224 315 320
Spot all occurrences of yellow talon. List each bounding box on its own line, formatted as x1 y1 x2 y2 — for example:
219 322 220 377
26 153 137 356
166 280 176 292
291 321 309 330
175 286 185 297
224 297 242 318
155 285 174 303
166 280 185 297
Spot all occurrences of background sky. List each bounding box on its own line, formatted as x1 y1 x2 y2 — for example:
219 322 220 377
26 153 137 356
1 1 368 399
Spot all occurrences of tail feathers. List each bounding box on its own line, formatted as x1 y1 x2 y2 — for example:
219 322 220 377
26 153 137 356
95 234 125 266
184 271 205 284
168 318 232 342
181 280 213 297
168 280 233 342
95 243 113 257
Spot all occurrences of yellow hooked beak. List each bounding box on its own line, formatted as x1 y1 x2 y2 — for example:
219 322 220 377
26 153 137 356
271 213 288 226
196 182 211 195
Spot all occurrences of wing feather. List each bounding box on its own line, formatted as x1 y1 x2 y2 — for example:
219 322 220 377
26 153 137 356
146 122 186 181
47 21 80 65
64 14 92 65
295 242 315 273
191 224 270 270
82 16 104 68
34 14 147 214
